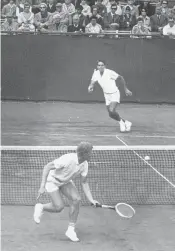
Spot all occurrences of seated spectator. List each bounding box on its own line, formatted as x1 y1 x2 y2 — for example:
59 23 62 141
88 5 104 28
163 17 175 36
47 0 56 13
95 0 107 17
105 0 122 15
122 0 139 17
138 0 156 17
32 0 44 14
80 0 91 16
17 3 35 31
160 0 171 17
34 3 53 31
16 0 32 17
52 3 68 31
104 4 120 30
1 0 17 18
1 14 18 31
119 5 136 30
137 8 150 30
62 0 75 15
132 17 150 35
150 6 168 32
74 5 88 28
68 13 84 31
85 15 103 32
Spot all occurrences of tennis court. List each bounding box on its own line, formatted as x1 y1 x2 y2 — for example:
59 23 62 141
1 101 175 251
1 101 175 145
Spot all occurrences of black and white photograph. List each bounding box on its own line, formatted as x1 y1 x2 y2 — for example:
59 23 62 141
1 0 175 250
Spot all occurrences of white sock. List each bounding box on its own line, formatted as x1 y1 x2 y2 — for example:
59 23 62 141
68 223 75 231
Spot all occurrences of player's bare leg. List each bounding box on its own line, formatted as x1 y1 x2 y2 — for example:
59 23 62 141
107 102 132 132
34 189 64 224
61 181 81 242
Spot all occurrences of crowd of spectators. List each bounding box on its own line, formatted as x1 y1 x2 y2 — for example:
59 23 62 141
1 0 175 36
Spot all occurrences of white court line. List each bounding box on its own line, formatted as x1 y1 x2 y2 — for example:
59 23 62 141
2 132 175 139
116 135 175 188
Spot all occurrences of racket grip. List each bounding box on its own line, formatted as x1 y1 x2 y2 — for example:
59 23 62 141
91 203 102 208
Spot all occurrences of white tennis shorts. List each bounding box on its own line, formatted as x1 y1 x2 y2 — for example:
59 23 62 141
104 90 120 106
45 180 73 193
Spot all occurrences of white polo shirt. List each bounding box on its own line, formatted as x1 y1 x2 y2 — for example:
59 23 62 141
47 153 88 186
91 68 119 94
163 24 175 36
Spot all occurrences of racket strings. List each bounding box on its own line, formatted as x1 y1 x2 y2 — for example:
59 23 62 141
115 203 135 218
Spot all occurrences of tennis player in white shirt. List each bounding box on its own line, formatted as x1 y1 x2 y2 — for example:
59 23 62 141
88 60 132 132
33 142 99 242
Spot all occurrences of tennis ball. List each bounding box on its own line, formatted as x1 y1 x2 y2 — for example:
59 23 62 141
144 156 150 161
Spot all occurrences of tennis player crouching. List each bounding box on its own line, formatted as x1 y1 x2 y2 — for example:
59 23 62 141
88 60 132 132
33 142 99 242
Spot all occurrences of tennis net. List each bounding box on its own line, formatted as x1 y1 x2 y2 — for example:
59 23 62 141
1 146 175 206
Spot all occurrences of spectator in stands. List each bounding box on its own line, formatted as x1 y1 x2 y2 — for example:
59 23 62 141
52 3 69 31
138 0 156 17
74 5 88 28
150 6 168 32
34 3 53 31
103 0 122 15
95 0 107 17
104 3 120 30
160 0 171 17
122 0 139 17
2 0 17 18
88 5 104 28
137 8 150 30
1 13 18 31
132 16 150 35
80 0 91 16
68 13 84 31
163 17 175 37
16 0 32 17
17 3 35 31
62 0 75 15
31 0 44 14
119 5 136 30
47 0 56 13
85 15 103 32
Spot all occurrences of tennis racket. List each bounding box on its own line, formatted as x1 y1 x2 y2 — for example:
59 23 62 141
93 202 135 219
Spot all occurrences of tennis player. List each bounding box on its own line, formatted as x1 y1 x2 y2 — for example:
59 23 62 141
88 60 132 132
33 142 99 242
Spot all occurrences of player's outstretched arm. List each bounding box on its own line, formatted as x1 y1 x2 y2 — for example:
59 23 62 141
88 80 96 93
80 175 99 205
38 162 55 195
118 75 132 96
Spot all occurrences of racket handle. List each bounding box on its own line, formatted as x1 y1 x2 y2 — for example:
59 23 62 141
92 203 115 210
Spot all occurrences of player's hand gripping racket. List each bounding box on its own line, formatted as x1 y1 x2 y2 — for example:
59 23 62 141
93 202 135 219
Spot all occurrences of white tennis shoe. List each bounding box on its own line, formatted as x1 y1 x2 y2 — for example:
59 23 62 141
119 120 126 132
65 228 79 242
125 120 132 132
34 203 43 224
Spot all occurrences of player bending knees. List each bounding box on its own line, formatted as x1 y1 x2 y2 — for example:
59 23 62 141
33 142 99 242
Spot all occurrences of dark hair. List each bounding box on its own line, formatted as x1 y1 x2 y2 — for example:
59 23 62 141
97 60 106 65
111 4 117 9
